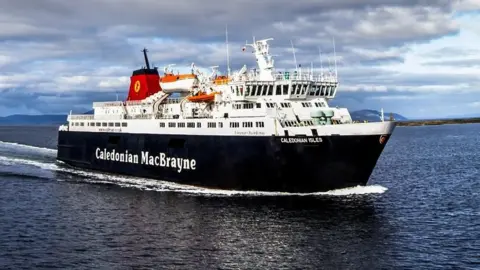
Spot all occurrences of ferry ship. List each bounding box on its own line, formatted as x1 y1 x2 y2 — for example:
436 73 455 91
56 37 396 193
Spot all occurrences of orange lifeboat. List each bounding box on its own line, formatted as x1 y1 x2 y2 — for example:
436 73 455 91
187 91 220 102
213 75 230 85
159 73 198 93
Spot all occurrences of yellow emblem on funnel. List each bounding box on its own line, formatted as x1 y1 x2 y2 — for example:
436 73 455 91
134 80 141 92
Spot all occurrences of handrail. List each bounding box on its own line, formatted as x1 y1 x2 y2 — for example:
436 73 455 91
68 115 94 120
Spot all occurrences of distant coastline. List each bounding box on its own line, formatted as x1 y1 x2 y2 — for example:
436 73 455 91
397 118 480 126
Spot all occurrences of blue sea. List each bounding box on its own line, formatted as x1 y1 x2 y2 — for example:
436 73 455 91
0 124 478 269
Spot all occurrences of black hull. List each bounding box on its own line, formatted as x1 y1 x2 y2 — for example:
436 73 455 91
56 131 391 193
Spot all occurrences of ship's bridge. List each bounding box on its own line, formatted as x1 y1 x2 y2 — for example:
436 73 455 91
226 70 338 101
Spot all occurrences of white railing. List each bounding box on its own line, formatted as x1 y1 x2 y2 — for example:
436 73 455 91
93 101 124 107
125 114 154 120
68 114 94 120
272 72 338 82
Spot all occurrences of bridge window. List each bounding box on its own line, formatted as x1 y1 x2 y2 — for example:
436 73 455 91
283 85 289 95
290 85 295 95
267 85 273 95
262 85 267 95
303 85 309 95
276 85 282 95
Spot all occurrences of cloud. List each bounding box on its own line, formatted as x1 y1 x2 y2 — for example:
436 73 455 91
0 0 479 119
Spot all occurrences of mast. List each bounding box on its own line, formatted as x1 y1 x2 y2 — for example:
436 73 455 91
142 48 151 69
226 25 231 77
332 37 337 79
310 62 313 80
318 47 323 76
290 40 298 72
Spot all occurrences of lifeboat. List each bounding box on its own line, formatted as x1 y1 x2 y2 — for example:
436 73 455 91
159 73 198 93
187 91 221 102
213 75 230 85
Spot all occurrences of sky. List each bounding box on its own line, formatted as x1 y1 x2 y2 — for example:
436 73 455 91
0 0 479 119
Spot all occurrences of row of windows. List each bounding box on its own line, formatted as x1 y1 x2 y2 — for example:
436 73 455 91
71 122 128 127
233 101 326 109
309 85 336 97
233 103 259 109
231 84 336 97
283 120 315 127
160 121 265 128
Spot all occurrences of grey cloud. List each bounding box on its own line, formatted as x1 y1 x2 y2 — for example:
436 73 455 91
0 0 462 70
0 0 474 116
422 58 480 67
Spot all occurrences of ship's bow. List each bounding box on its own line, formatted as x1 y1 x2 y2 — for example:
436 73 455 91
267 121 397 192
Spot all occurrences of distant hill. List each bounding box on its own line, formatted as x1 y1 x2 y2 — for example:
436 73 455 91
0 114 68 125
443 113 480 119
0 110 93 125
350 109 408 122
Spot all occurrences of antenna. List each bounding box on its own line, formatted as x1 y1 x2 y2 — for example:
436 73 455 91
318 47 323 75
332 37 338 79
290 40 298 72
311 62 313 80
142 48 150 69
226 25 231 77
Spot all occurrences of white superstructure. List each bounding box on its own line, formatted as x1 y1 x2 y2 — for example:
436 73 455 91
60 38 395 137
